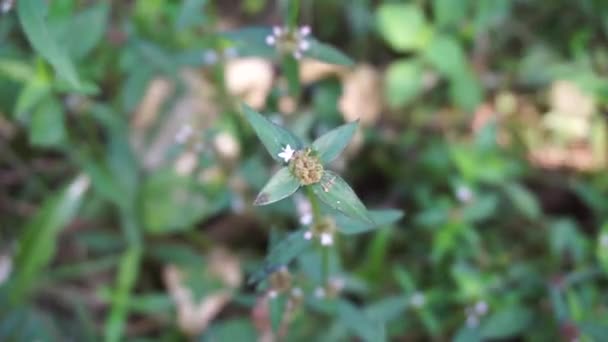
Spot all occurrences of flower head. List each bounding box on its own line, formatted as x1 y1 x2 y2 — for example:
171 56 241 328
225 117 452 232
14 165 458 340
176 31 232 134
278 144 296 163
265 25 312 60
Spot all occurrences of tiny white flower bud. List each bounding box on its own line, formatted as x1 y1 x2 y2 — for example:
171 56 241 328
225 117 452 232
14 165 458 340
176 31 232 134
203 51 218 65
314 287 326 298
299 25 311 37
300 213 313 225
293 51 303 60
224 47 238 58
266 35 276 46
320 233 333 246
410 292 425 308
273 26 283 36
268 290 278 299
299 40 310 52
303 231 313 240
474 300 488 316
456 185 473 203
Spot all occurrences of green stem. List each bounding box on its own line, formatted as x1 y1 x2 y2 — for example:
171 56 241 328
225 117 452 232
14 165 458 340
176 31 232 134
305 186 329 285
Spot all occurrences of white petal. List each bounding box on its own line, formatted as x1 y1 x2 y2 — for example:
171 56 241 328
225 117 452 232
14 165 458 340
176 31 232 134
293 51 303 60
273 26 283 36
320 233 333 246
299 26 311 36
299 40 310 51
303 231 313 240
266 35 276 46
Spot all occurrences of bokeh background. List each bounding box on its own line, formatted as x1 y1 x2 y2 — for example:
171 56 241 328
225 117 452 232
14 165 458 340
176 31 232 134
1 0 608 341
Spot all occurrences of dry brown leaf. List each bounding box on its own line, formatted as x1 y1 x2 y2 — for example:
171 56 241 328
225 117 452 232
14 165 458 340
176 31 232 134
299 59 348 84
338 64 382 126
225 58 274 109
163 247 241 336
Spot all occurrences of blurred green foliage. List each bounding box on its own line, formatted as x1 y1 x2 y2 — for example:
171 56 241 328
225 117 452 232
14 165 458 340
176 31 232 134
1 0 608 341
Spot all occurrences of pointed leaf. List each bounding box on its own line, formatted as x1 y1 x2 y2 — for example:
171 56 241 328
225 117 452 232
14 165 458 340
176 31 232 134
10 174 90 301
337 300 386 342
305 39 354 66
17 0 82 90
248 228 312 284
335 209 403 235
312 121 359 164
243 105 304 161
254 167 300 206
311 171 372 223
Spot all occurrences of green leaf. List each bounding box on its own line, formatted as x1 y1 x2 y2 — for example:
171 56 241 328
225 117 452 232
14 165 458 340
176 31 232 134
424 35 467 78
29 96 66 147
140 170 212 234
242 104 304 161
433 0 470 28
254 167 300 206
364 295 410 323
335 209 403 235
375 3 433 52
10 174 90 301
312 121 359 164
311 171 372 223
270 294 287 332
449 68 483 112
384 59 424 108
248 228 312 285
503 183 541 220
306 39 354 66
337 300 386 342
17 0 81 89
222 27 275 59
55 3 110 60
104 247 142 342
479 306 532 339
176 0 207 30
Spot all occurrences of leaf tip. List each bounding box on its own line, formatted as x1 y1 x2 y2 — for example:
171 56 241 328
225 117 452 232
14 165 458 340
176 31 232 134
253 192 270 206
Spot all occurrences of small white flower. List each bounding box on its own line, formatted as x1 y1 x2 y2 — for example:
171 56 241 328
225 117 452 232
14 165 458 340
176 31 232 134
1 0 13 13
300 213 313 225
456 185 473 203
175 125 193 144
278 144 295 163
273 26 283 36
268 290 278 299
299 40 310 51
265 35 276 46
410 292 425 308
299 25 311 37
474 300 488 315
320 233 333 246
203 51 218 65
600 233 608 248
314 287 326 298
303 231 313 240
293 51 303 60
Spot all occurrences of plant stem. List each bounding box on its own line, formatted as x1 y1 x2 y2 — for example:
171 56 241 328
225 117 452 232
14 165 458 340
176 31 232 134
305 186 329 285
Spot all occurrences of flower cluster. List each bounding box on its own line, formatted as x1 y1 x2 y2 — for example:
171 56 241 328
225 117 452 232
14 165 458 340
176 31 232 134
266 25 312 60
303 217 336 246
465 300 489 327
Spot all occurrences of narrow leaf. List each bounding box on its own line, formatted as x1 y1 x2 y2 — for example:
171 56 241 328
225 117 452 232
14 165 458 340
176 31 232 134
29 96 66 147
306 39 354 66
248 228 312 285
221 27 275 59
254 167 300 206
311 171 372 223
104 247 142 342
242 105 304 161
335 209 403 235
312 121 359 164
17 0 81 89
10 174 90 301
